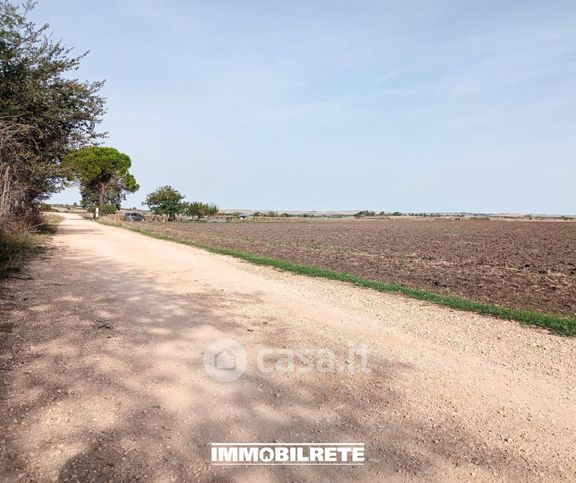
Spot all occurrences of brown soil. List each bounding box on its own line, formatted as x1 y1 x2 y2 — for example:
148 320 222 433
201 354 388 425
136 218 576 317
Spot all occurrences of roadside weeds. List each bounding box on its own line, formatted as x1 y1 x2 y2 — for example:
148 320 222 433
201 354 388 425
0 214 61 280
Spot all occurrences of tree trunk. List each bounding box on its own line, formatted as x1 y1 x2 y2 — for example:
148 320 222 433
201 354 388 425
99 184 106 209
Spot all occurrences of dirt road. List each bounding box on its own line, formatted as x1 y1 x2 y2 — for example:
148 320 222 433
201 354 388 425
1 214 575 482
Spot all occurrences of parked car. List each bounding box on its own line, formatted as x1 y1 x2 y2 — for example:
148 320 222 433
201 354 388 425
124 212 145 222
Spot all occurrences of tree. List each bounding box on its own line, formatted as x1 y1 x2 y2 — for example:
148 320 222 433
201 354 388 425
204 203 219 217
62 147 139 212
0 120 38 220
144 186 185 221
0 1 105 222
184 201 204 219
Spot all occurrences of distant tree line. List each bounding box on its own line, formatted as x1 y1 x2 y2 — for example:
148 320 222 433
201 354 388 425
353 211 450 218
354 210 402 218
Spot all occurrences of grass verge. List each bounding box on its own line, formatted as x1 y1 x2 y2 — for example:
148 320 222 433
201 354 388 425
0 215 61 279
102 221 576 337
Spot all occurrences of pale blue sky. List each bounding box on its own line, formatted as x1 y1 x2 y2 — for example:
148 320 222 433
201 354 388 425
41 0 576 213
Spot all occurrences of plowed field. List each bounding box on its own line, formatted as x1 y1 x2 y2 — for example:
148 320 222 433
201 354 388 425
135 218 576 317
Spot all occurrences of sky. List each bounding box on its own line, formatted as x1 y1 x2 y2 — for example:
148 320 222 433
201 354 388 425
38 0 576 214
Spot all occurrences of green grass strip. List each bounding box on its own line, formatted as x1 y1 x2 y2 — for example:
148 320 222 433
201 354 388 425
102 221 576 336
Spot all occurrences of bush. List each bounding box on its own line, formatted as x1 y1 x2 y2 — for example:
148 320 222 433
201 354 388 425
100 205 118 215
354 210 376 218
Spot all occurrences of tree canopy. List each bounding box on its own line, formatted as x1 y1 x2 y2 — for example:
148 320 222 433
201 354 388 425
62 147 139 212
0 0 105 222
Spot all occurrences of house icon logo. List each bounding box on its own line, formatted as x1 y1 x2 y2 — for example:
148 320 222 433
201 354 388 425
214 348 237 371
204 338 247 382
